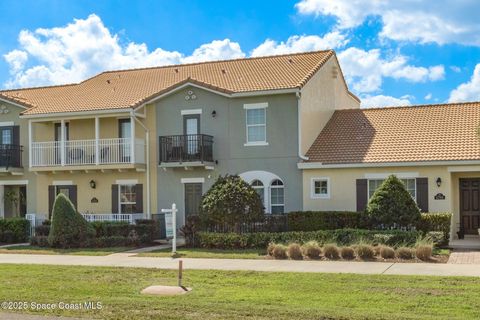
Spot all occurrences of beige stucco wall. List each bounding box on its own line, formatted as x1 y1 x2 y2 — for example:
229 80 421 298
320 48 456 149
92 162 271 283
299 56 360 154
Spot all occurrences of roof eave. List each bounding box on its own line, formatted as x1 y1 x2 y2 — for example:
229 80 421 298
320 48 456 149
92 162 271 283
298 160 480 169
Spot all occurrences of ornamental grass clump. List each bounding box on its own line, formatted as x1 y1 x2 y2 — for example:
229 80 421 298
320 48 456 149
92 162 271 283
380 246 395 259
287 243 303 260
302 241 321 259
355 244 375 260
415 245 433 261
323 244 340 260
272 244 288 259
340 247 355 260
267 242 276 256
396 247 415 260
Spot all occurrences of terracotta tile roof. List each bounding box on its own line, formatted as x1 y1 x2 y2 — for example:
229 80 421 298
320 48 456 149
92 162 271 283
0 50 339 116
305 102 480 164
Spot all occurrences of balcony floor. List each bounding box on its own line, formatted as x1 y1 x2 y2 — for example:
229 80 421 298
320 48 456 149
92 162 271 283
31 163 146 173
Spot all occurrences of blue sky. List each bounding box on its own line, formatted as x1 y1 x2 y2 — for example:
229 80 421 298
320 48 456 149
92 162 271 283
1 0 480 107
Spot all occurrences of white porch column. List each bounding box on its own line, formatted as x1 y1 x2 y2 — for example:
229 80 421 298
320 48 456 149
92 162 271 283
60 119 65 166
0 185 4 219
130 115 135 164
28 120 32 168
95 117 100 165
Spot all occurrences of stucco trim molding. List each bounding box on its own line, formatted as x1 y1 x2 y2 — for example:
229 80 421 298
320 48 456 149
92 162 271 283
52 180 73 186
298 160 480 169
181 109 202 115
0 121 14 127
180 178 205 184
0 180 28 185
116 179 138 185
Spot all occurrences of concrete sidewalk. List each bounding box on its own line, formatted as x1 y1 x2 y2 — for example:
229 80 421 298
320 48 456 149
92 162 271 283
0 253 479 277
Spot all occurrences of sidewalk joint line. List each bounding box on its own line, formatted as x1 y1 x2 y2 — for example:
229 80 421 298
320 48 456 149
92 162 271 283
381 262 395 274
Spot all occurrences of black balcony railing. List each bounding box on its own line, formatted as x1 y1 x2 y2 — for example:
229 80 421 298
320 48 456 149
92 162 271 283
159 134 213 163
0 144 23 168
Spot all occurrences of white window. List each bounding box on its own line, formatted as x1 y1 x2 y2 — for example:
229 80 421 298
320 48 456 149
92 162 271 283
119 184 137 214
251 180 265 207
244 103 267 145
270 179 284 214
311 178 330 199
368 178 416 200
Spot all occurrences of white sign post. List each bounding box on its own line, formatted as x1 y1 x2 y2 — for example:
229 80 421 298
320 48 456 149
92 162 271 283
161 203 177 254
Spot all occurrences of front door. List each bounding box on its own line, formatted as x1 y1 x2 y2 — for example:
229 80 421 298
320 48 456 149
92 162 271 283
184 183 202 219
183 115 200 155
459 179 480 234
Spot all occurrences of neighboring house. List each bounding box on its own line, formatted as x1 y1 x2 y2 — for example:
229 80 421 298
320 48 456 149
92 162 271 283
0 50 359 227
300 103 480 241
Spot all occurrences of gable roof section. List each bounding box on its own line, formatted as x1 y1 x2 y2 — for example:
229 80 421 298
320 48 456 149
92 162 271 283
305 102 480 165
0 50 342 116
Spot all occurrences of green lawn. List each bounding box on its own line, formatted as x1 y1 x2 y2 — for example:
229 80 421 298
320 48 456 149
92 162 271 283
137 247 267 259
0 264 478 320
0 245 131 256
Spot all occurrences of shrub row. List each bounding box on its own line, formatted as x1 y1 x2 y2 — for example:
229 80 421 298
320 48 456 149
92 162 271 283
196 229 421 249
31 220 156 248
0 218 29 243
286 211 451 240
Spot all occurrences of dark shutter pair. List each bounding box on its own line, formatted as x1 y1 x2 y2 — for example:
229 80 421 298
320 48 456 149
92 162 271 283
356 178 429 212
48 185 78 218
111 184 143 214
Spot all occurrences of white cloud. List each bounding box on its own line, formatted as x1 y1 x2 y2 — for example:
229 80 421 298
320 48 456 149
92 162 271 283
450 66 461 73
361 94 412 108
337 47 444 93
251 32 348 57
448 64 480 102
424 93 432 100
295 0 480 45
3 14 245 88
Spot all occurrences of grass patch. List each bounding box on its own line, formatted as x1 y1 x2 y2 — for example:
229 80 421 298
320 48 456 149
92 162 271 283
137 247 266 259
0 264 479 319
0 245 130 256
434 248 451 256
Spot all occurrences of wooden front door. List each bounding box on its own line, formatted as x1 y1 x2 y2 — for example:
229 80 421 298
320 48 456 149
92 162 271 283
460 179 480 234
184 183 202 218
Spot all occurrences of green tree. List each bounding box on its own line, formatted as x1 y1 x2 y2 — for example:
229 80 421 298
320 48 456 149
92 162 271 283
199 174 264 231
365 175 421 228
48 193 95 248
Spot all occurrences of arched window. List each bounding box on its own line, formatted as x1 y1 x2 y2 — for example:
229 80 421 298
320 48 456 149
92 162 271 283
251 180 265 206
270 179 284 214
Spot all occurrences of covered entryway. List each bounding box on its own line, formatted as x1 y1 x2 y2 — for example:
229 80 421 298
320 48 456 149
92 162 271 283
459 178 480 235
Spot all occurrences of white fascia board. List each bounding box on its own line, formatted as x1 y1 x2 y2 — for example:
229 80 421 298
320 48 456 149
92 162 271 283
0 97 28 110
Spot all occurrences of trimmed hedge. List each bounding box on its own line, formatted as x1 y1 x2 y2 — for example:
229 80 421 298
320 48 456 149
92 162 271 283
416 212 451 242
196 229 420 249
0 218 29 243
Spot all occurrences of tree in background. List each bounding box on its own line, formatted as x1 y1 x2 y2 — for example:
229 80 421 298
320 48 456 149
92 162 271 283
365 175 421 228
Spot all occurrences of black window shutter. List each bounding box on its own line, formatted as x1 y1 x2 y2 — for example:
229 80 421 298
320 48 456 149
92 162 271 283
416 178 429 212
135 184 143 214
112 184 119 214
69 185 78 210
48 185 55 219
12 125 20 145
356 179 368 212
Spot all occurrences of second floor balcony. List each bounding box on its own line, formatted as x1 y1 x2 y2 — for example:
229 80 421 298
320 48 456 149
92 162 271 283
0 144 23 169
159 134 214 166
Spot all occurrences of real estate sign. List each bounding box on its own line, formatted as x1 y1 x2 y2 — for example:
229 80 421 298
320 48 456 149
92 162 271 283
165 213 173 238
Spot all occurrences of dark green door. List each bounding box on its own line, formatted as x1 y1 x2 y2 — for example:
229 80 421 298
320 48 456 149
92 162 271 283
184 183 202 218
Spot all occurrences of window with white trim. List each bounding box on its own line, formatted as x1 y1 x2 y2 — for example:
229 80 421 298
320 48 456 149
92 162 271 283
368 178 416 200
251 180 265 206
270 179 284 214
246 107 266 144
311 178 330 199
119 184 137 214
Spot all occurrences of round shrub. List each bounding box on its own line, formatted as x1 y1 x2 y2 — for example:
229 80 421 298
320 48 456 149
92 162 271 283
267 242 276 256
302 241 321 259
199 175 264 231
340 247 355 260
415 245 433 261
355 244 375 260
287 243 303 260
396 247 415 259
272 244 288 259
380 246 395 259
365 175 421 228
323 244 340 260
48 193 95 248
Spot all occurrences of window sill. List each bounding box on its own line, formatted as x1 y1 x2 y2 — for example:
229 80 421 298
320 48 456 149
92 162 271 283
244 142 269 147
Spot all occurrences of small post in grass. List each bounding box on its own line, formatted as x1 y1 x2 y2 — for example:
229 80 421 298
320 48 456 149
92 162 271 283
178 260 183 288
